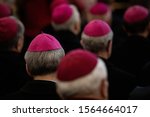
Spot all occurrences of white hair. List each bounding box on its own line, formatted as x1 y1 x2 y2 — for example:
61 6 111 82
81 31 113 53
57 59 108 99
51 5 80 31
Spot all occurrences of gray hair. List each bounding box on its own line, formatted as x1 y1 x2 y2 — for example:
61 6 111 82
25 49 65 76
81 31 113 53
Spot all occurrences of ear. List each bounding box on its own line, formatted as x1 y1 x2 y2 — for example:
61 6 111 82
16 36 24 53
25 64 32 77
105 9 112 25
99 79 109 100
106 40 112 58
80 39 84 47
71 21 81 35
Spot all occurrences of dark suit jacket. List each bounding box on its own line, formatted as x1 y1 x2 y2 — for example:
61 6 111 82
0 51 31 97
129 61 150 100
53 30 82 53
110 35 150 76
102 58 136 100
5 80 61 100
129 86 150 100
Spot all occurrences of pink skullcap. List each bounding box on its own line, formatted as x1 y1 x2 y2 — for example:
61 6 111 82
124 5 149 24
0 3 11 18
83 19 111 37
0 17 17 42
51 4 73 24
57 49 98 81
90 2 109 15
27 33 62 52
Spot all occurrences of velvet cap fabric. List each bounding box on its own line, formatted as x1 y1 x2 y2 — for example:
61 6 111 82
57 49 98 81
124 5 149 24
27 33 62 52
83 19 111 37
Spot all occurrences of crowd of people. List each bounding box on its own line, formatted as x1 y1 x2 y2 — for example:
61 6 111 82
0 0 150 100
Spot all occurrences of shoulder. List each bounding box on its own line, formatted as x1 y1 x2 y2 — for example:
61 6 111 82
129 86 150 100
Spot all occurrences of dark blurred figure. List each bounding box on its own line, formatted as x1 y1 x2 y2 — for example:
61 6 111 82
110 5 150 76
129 62 150 100
67 0 98 42
110 0 131 52
129 0 150 40
81 19 136 99
7 33 65 99
86 2 112 25
0 16 30 97
51 4 82 53
42 0 69 35
0 2 12 18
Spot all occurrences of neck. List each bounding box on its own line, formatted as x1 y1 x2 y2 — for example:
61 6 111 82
34 73 56 82
97 51 109 59
10 47 19 53
137 31 149 38
128 30 149 38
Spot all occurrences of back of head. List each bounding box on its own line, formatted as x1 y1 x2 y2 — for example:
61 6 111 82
51 4 81 33
87 2 112 24
57 49 108 99
81 19 113 55
0 16 24 51
0 3 11 18
25 33 65 77
123 5 150 34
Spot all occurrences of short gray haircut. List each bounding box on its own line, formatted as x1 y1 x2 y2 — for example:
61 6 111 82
25 49 65 76
81 31 113 53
